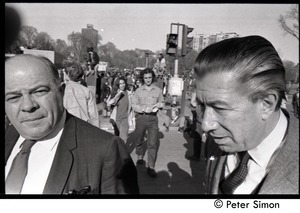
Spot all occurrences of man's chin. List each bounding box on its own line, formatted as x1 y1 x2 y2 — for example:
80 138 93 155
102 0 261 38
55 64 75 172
19 127 51 140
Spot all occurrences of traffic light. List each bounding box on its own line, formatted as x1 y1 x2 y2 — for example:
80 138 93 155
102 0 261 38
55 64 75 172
181 25 194 56
166 33 178 55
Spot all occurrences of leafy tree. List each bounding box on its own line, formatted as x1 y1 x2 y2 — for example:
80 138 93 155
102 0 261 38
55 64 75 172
34 32 55 50
20 25 38 48
6 25 38 53
53 39 70 64
283 60 298 82
98 42 119 67
67 30 103 63
278 5 299 40
99 42 118 58
122 50 140 69
54 39 68 55
67 32 83 62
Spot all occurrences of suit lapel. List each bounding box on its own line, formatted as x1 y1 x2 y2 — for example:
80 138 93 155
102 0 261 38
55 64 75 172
43 113 77 194
211 155 227 194
5 125 20 164
259 109 298 194
259 134 297 193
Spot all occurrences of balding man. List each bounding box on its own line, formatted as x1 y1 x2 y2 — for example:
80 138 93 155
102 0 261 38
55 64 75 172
5 54 139 195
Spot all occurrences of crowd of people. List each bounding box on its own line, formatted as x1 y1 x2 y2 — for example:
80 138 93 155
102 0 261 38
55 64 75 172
4 35 299 195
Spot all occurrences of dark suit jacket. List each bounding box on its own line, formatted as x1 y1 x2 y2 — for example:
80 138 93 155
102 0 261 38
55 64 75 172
5 113 139 195
205 110 299 194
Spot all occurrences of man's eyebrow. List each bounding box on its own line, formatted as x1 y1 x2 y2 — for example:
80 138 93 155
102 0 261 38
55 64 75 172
197 98 230 107
5 90 20 96
5 85 49 95
208 100 231 108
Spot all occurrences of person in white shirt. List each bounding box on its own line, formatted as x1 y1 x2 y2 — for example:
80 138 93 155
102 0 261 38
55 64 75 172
194 35 298 194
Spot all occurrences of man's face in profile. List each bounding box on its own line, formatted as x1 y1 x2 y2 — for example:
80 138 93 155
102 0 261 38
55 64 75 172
196 72 266 153
5 55 65 140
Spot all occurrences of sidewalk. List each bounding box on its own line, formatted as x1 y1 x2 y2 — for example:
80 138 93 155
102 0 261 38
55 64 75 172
96 94 207 194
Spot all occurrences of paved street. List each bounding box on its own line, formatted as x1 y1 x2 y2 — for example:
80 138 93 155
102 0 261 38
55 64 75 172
97 97 299 195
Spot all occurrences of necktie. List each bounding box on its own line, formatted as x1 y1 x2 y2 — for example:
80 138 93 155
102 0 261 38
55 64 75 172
6 139 37 194
220 151 251 194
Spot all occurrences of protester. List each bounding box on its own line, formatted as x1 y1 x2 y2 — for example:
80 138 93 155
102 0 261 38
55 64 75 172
132 68 164 177
5 54 139 194
85 47 99 97
96 71 104 104
102 78 112 118
107 77 134 143
153 52 166 91
194 35 298 194
63 62 100 128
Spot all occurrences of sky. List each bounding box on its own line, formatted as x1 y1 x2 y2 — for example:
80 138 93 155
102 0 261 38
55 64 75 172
6 3 299 63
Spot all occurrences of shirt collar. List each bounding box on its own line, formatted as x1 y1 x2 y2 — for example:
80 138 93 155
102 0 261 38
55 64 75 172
248 109 288 167
141 84 155 91
68 80 81 85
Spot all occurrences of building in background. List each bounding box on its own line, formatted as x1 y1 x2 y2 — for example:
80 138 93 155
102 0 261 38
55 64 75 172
81 24 98 61
193 32 239 52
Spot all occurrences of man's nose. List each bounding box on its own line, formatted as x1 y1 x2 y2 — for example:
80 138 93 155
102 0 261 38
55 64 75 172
201 108 219 133
21 94 38 112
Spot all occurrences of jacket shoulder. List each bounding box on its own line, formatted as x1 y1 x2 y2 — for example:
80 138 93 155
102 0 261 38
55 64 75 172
74 116 115 140
259 130 299 194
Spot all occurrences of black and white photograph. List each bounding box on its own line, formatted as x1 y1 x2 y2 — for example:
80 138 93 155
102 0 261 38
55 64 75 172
3 2 299 211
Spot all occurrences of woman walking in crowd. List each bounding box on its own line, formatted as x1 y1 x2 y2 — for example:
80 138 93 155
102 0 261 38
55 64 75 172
107 77 134 143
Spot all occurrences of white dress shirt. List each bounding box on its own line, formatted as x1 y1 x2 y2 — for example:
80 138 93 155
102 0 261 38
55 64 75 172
5 111 66 194
224 110 288 194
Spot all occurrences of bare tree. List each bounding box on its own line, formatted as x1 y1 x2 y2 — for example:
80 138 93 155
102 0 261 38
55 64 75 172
278 5 299 40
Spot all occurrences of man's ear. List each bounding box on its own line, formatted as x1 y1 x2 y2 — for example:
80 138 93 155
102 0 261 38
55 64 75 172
261 93 278 120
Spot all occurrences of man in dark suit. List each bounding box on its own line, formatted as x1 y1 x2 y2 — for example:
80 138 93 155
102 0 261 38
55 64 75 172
5 54 139 195
194 35 298 194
